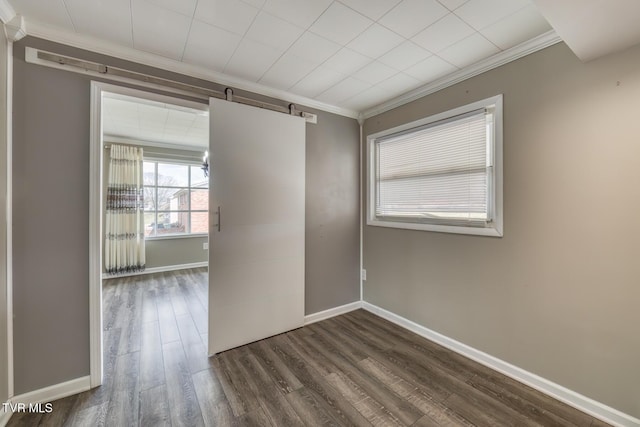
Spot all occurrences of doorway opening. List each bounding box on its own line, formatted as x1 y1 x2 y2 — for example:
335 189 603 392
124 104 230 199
89 82 210 387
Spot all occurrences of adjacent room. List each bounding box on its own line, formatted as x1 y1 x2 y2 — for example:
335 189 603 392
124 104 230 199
100 89 212 405
1 0 639 426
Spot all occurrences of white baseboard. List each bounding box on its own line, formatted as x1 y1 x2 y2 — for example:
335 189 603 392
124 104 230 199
362 302 639 427
11 376 91 406
0 402 12 427
304 301 363 325
102 261 208 279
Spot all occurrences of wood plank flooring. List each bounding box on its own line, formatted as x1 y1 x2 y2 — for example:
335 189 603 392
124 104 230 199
8 268 609 426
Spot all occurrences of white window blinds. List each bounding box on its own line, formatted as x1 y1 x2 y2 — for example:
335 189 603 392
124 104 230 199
374 109 493 226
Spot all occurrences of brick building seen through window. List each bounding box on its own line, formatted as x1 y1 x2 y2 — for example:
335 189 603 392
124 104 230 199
143 161 208 237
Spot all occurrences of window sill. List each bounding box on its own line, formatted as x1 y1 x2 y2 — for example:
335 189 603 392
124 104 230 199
367 218 503 237
145 233 208 241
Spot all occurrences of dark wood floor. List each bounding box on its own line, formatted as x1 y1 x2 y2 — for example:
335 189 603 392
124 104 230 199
8 268 609 426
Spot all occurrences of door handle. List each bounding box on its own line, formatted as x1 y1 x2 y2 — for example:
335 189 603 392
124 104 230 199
215 206 221 232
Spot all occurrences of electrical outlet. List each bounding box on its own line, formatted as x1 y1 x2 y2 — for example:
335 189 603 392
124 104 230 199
361 269 367 281
203 242 209 250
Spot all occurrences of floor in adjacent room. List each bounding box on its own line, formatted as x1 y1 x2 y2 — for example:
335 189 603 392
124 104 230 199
8 268 609 426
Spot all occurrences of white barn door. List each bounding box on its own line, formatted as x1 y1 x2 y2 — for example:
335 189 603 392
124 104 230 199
208 98 305 355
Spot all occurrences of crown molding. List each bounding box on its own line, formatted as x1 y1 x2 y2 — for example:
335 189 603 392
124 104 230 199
24 20 360 119
360 30 563 120
0 0 15 24
4 15 26 42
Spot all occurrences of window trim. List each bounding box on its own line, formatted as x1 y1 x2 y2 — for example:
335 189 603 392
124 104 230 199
367 94 503 237
144 160 209 239
146 233 208 241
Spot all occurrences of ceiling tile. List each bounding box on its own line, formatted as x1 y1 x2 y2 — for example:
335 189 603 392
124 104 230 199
288 32 341 64
454 0 530 30
259 52 319 90
352 61 398 84
262 0 332 27
245 11 305 50
240 0 266 8
103 96 138 114
105 115 138 128
309 2 373 45
412 13 474 53
15 0 553 113
341 85 390 110
376 71 422 93
290 65 347 98
187 125 208 136
164 128 192 139
481 4 552 50
166 109 197 128
65 0 133 46
138 104 169 127
323 47 372 75
316 76 371 104
347 23 404 59
438 33 500 68
379 0 448 38
224 39 284 81
404 55 457 81
145 0 197 16
437 0 468 10
194 0 259 36
338 0 402 20
191 116 210 130
182 20 242 71
164 125 192 136
132 0 192 60
11 0 75 31
111 112 140 125
378 40 431 70
103 96 208 147
106 125 142 139
187 127 209 143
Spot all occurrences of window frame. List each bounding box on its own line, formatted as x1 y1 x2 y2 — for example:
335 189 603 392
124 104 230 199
143 158 209 240
367 95 503 237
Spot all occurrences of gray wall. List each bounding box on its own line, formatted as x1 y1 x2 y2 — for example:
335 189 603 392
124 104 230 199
0 26 9 404
145 237 208 269
13 42 90 394
12 36 359 393
305 107 360 314
363 42 640 418
102 143 208 271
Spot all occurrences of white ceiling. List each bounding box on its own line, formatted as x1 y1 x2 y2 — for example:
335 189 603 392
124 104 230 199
9 0 552 113
532 0 640 62
102 93 209 148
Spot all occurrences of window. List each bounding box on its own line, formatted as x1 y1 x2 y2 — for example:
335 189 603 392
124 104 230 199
367 95 503 237
143 161 209 237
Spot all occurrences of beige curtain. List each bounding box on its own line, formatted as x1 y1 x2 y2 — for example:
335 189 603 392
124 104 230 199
105 144 146 274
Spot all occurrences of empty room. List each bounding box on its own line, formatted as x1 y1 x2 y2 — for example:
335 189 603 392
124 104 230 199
0 0 639 426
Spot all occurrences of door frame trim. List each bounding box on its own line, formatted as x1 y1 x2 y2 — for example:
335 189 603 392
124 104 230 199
88 81 209 387
3 36 14 401
88 81 101 387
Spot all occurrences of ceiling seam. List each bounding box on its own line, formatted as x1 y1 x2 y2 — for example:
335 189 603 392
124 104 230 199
221 2 263 76
60 0 77 33
279 1 338 91
177 0 199 62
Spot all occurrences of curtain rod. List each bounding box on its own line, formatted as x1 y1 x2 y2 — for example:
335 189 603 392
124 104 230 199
35 50 317 123
104 144 203 157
